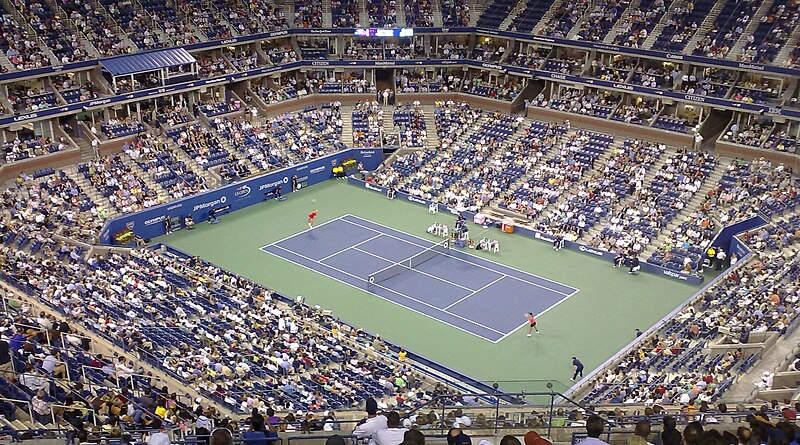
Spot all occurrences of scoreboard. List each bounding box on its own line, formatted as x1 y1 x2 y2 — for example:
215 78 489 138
354 28 414 37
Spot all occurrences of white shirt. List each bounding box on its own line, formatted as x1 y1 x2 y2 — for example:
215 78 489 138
353 415 388 439
580 437 611 445
375 427 408 445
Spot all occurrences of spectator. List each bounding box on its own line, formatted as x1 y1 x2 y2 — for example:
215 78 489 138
627 420 652 445
243 414 278 444
210 429 234 445
0 340 12 378
353 398 388 443
736 427 750 445
662 416 681 445
403 430 426 445
683 422 704 445
375 411 408 445
31 389 50 425
583 415 609 445
148 427 171 445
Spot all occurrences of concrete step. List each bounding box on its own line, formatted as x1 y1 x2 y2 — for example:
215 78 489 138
0 0 60 65
322 0 333 28
499 0 526 30
341 105 355 147
684 0 726 53
642 158 724 256
532 0 567 34
467 0 485 26
642 0 687 50
431 0 444 26
396 0 408 26
359 0 369 26
63 165 116 217
726 0 776 59
603 0 643 44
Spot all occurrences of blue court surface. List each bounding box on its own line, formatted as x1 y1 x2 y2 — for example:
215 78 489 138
261 214 579 342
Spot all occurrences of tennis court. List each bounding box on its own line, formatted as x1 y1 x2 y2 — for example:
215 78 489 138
261 214 579 342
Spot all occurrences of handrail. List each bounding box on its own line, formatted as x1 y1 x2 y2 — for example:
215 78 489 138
566 252 754 400
157 244 501 397
49 403 97 426
0 396 34 425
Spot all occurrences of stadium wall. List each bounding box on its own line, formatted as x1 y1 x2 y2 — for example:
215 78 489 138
0 148 81 184
710 215 768 256
157 243 508 399
347 177 708 285
99 149 383 244
715 141 800 172
526 108 695 149
5 58 800 130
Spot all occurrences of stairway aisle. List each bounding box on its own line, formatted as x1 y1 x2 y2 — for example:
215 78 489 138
340 105 355 147
640 163 725 258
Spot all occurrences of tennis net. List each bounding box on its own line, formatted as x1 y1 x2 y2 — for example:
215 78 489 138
367 239 450 288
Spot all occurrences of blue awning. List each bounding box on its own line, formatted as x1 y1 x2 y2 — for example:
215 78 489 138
101 48 196 77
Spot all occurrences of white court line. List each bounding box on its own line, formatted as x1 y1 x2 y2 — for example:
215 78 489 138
340 214 577 297
343 213 580 294
263 214 350 248
351 247 477 293
492 287 582 343
261 213 581 343
443 276 506 310
319 233 384 262
259 245 502 343
265 243 506 337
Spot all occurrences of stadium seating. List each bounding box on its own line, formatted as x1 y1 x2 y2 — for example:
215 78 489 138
226 0 288 34
393 103 428 148
476 0 517 28
611 0 667 47
691 0 757 59
2 136 69 163
0 245 439 415
441 0 469 25
352 101 384 148
79 154 161 213
2 0 800 431
538 0 590 37
509 0 556 32
0 3 52 70
543 89 619 119
198 100 243 118
15 0 90 63
502 130 614 221
406 0 435 26
446 118 561 212
582 236 800 405
652 0 714 52
575 0 631 42
737 0 799 63
60 0 132 56
295 0 323 28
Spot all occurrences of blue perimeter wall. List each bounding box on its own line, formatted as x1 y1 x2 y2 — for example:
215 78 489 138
99 149 383 244
348 177 709 285
710 215 767 257
101 151 759 285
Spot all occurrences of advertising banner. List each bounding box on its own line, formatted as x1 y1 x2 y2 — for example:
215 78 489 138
348 177 705 284
101 149 381 244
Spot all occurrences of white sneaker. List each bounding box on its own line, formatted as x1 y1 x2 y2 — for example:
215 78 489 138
527 333 531 337
570 378 575 381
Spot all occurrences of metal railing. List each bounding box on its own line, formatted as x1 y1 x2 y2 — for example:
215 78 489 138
0 396 34 427
49 402 97 427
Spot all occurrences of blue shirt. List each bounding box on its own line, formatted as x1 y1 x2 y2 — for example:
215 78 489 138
243 431 278 445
